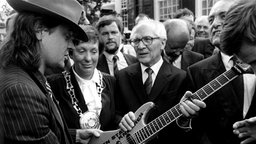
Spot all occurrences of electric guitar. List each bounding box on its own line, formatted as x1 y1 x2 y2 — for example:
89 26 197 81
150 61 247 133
89 62 253 144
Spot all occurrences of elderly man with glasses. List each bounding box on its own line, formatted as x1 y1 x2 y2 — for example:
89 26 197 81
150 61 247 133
114 19 205 144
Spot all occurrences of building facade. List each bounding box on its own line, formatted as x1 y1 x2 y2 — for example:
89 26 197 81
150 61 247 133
116 0 220 30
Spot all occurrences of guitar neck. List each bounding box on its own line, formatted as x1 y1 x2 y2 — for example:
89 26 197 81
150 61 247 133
132 66 240 143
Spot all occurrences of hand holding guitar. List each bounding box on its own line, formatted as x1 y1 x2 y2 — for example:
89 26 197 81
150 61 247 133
179 91 206 117
119 111 136 132
88 62 252 144
233 117 256 144
119 91 207 133
77 129 102 143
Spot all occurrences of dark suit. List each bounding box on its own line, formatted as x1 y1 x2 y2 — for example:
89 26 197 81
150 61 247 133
192 38 215 59
181 50 204 70
187 52 256 144
47 68 118 142
97 53 137 74
115 60 191 144
0 65 72 144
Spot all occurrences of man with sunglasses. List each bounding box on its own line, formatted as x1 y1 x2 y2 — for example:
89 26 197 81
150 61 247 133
114 19 205 144
164 19 204 71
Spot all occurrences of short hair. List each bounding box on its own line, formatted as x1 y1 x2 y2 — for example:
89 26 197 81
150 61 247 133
131 19 167 40
221 0 256 55
135 13 149 24
0 12 64 69
164 19 190 49
173 8 194 19
95 15 123 34
72 25 104 55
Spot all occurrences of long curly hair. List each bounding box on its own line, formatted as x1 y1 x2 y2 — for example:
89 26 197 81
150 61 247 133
221 0 256 55
0 12 61 70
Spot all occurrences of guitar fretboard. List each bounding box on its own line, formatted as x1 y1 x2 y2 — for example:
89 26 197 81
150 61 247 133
131 67 239 144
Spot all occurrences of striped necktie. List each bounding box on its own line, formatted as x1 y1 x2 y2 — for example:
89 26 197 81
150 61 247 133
144 67 153 95
45 81 63 125
113 55 119 76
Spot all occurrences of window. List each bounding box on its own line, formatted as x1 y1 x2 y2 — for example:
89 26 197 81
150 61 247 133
202 0 220 15
159 0 180 20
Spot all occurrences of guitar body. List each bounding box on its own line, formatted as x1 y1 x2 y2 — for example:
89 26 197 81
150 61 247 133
89 102 155 144
89 62 252 144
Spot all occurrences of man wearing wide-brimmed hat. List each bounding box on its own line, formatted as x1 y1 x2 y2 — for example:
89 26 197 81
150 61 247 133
0 0 101 143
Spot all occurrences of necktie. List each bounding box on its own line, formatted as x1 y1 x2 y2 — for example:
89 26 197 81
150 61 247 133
45 81 53 98
46 81 71 143
45 81 64 126
144 68 153 95
113 55 119 75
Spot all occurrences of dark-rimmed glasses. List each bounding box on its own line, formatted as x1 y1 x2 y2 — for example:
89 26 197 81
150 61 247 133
130 36 160 47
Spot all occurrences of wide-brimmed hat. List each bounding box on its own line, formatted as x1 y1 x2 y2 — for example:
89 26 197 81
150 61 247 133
6 0 88 41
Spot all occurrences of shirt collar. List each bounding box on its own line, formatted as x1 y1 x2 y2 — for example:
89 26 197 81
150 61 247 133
141 57 163 75
72 67 100 85
220 52 233 70
103 45 123 62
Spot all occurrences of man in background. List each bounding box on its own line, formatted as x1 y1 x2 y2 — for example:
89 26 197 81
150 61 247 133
194 15 210 38
164 19 204 71
96 15 137 77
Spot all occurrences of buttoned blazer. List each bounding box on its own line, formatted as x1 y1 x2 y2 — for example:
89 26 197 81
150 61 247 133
181 50 204 71
0 65 72 144
97 53 138 74
115 60 191 144
47 68 118 136
187 51 255 144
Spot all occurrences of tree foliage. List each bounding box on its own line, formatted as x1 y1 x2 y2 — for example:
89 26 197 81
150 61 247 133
77 0 111 25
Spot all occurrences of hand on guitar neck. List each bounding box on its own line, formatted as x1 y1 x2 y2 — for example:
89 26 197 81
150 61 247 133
119 92 206 132
88 63 252 144
179 91 206 118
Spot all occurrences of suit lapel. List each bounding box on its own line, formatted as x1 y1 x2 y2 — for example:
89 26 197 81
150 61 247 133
181 51 189 70
128 63 149 103
149 61 171 101
97 54 110 74
246 87 256 118
210 53 244 113
70 69 89 113
25 68 70 143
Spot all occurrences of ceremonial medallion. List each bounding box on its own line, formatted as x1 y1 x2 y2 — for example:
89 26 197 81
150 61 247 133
80 111 101 129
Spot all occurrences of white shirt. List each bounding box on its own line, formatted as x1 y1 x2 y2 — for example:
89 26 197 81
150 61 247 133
73 68 102 115
221 52 256 117
104 45 128 76
141 57 163 86
172 55 182 69
122 44 137 57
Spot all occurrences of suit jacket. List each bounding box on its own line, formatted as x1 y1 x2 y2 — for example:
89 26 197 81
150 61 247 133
187 52 256 144
181 50 204 71
115 60 192 144
192 38 215 59
47 68 118 142
0 65 72 144
97 53 138 74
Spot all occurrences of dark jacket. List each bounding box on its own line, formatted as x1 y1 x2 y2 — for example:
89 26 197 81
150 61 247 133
115 60 192 144
47 68 118 143
187 52 256 144
0 65 72 144
97 53 138 74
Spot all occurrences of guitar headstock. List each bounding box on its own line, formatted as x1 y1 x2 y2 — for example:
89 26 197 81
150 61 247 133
233 61 254 74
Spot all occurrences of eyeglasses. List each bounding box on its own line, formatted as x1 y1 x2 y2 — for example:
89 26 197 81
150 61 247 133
131 36 160 47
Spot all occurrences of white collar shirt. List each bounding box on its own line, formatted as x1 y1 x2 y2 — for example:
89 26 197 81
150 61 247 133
172 55 182 69
73 67 102 115
221 52 256 117
141 57 163 86
104 45 128 76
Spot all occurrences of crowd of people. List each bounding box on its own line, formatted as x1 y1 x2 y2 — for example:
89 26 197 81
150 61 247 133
1 0 256 144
